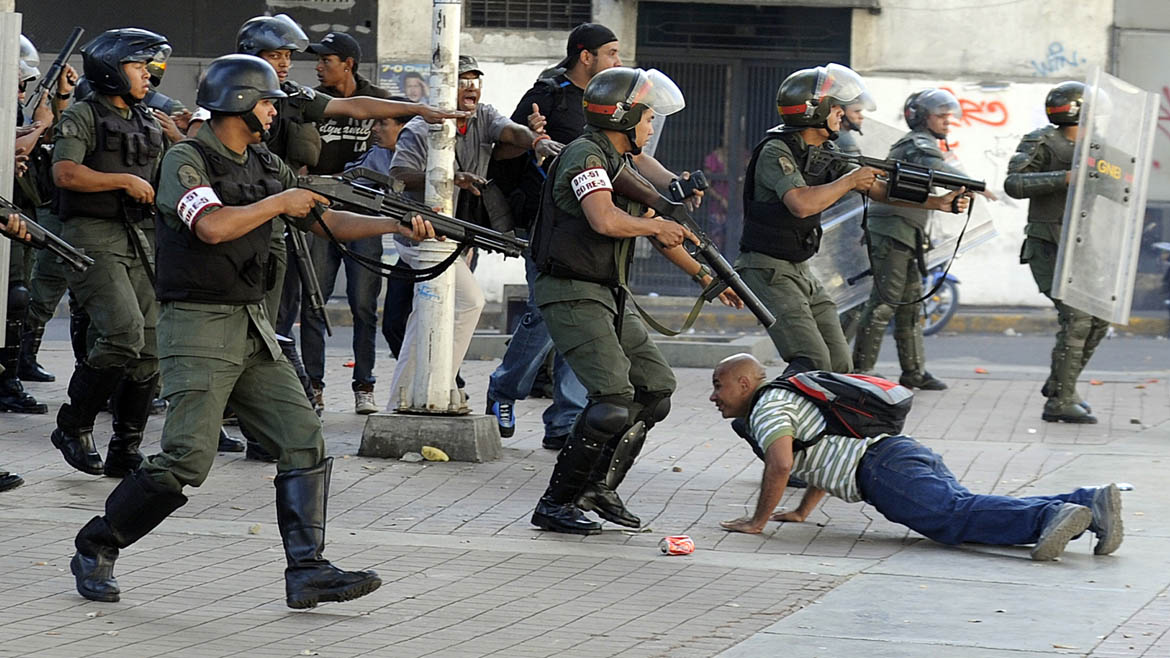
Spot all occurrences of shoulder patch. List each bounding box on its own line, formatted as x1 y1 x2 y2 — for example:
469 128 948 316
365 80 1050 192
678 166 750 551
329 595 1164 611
177 164 203 189
778 154 797 175
58 119 81 139
583 153 605 170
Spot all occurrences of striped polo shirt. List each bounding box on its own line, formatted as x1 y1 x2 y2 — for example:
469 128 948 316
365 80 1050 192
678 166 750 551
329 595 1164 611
748 387 883 502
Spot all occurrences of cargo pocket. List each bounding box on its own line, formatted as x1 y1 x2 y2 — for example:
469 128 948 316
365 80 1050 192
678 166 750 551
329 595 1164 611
159 363 212 400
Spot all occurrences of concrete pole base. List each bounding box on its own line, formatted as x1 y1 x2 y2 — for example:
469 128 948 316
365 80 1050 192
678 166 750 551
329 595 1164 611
359 413 502 462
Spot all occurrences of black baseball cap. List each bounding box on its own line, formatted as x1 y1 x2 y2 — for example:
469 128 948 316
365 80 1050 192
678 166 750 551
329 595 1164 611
307 32 361 65
556 23 618 70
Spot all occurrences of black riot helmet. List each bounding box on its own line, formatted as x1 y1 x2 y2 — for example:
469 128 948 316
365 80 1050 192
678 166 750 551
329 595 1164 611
1045 81 1085 126
776 63 872 138
583 67 684 155
237 14 309 55
81 28 171 97
19 35 40 83
197 54 287 137
904 88 962 138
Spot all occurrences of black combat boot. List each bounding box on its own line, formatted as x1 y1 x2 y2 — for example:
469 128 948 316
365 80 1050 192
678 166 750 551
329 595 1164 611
18 322 55 382
72 470 187 602
532 431 606 536
0 468 23 492
275 458 382 609
104 374 158 478
0 314 47 413
576 422 646 528
218 427 246 453
52 362 124 475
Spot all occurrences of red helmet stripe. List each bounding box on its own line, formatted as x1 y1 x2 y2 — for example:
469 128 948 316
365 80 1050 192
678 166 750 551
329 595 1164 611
1046 104 1072 114
584 102 618 115
779 104 807 115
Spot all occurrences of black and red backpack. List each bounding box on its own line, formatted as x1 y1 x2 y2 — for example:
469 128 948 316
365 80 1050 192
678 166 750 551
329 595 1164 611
732 371 913 459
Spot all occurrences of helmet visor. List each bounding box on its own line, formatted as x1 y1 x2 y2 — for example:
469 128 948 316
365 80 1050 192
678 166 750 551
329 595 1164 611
19 35 40 82
628 68 685 117
916 88 963 120
816 63 871 109
267 14 310 52
124 43 172 82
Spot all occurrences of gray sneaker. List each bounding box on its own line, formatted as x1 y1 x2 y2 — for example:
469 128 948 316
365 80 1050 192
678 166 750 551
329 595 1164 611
1031 503 1093 561
354 389 379 415
1091 484 1124 556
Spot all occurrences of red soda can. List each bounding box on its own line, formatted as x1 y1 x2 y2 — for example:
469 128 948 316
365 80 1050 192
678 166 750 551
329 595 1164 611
659 535 695 555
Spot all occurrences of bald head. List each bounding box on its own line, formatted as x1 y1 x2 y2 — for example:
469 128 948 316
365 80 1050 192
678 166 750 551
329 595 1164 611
715 353 767 382
710 353 768 419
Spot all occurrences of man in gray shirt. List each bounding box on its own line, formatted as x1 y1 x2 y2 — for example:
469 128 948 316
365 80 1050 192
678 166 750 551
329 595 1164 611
388 55 560 410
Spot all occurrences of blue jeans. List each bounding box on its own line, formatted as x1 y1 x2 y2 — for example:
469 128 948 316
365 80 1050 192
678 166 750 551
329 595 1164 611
300 234 383 390
857 436 1096 546
487 253 586 437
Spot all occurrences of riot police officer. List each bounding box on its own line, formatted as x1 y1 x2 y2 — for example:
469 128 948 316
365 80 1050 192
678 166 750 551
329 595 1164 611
851 89 981 390
68 54 437 608
1 35 51 413
1004 82 1106 424
737 66 969 375
529 67 738 535
49 29 171 478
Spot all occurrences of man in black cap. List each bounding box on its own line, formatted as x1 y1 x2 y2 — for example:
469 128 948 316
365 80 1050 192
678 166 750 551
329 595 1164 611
484 24 621 449
389 54 562 411
301 31 391 415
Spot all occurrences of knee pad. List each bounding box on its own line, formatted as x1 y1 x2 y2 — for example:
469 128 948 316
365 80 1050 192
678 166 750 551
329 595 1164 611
7 284 29 316
578 401 630 442
633 394 671 429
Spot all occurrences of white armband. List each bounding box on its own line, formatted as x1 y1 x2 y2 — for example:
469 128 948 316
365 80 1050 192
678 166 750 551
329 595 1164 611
176 186 222 229
570 167 613 201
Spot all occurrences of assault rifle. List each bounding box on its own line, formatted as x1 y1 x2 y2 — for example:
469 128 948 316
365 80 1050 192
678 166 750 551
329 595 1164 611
610 159 776 329
23 27 84 122
806 146 986 202
297 171 526 258
0 200 93 272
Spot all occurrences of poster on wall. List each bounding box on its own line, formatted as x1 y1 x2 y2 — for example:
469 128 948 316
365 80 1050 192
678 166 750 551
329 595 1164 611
379 60 431 103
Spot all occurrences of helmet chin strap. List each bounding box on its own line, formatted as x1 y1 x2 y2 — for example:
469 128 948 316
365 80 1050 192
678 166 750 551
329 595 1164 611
624 128 642 156
243 112 270 140
841 115 863 136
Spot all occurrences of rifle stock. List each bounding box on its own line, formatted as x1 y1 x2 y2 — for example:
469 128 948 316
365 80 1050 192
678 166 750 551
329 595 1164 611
286 225 331 336
296 174 526 258
611 161 776 329
24 27 84 120
0 200 93 272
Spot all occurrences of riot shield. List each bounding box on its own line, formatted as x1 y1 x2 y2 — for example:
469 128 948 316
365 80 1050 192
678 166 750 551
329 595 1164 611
1052 67 1159 324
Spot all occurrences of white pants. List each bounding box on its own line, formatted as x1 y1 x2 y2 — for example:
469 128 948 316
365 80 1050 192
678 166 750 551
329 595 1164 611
388 241 485 410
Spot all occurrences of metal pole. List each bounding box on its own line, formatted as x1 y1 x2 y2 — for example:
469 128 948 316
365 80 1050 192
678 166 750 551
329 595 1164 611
398 0 461 413
0 12 23 346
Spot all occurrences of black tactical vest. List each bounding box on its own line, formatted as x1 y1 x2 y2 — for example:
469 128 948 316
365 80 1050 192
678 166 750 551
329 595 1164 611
1026 125 1075 226
531 133 635 287
155 139 284 304
739 131 832 263
265 81 316 163
58 99 163 221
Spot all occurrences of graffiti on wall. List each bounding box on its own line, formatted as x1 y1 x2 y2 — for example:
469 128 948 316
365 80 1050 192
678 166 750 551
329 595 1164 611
1029 42 1087 78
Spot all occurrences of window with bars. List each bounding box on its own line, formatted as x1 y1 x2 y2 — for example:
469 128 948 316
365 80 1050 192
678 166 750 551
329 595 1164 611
465 0 592 29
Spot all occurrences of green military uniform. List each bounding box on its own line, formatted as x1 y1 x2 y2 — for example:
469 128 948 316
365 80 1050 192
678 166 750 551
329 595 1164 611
1005 124 1109 419
534 129 676 406
735 131 853 372
852 129 962 381
143 126 326 492
52 96 160 380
